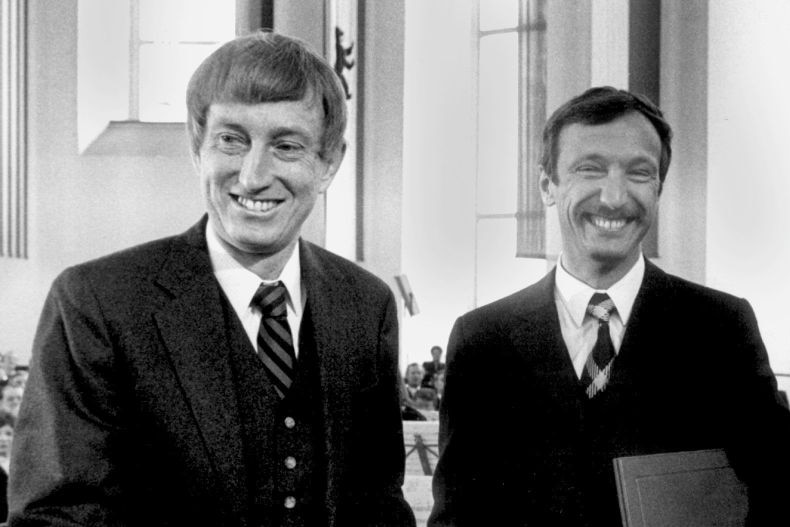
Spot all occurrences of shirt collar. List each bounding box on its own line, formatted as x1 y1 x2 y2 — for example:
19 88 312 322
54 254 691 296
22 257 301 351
205 221 303 317
555 253 645 327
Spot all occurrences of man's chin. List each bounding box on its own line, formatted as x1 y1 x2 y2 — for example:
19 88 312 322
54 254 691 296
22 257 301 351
588 246 641 270
220 231 292 258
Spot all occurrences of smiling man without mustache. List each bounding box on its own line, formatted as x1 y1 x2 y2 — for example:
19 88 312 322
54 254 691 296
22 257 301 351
429 87 790 527
195 97 340 277
9 32 416 527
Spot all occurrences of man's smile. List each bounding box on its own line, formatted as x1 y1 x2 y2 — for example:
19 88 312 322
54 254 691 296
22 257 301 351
585 214 630 232
233 195 283 213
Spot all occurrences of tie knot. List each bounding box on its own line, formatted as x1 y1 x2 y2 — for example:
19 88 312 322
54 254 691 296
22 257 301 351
251 281 288 318
587 292 615 322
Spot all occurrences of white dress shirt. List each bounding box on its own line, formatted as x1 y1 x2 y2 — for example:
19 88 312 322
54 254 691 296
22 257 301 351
206 222 304 358
553 254 645 378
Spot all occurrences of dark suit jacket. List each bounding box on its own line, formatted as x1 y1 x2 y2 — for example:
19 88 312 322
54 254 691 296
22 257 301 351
8 218 415 527
429 260 790 527
0 468 7 522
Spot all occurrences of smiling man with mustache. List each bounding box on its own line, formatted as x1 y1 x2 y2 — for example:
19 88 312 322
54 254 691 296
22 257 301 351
429 87 790 526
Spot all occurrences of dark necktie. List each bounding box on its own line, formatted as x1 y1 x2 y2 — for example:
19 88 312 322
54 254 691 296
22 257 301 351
580 292 617 398
251 281 296 399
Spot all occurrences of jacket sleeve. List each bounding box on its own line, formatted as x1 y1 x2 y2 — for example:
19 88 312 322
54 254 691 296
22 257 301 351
348 292 416 527
8 269 131 527
427 315 473 527
725 298 790 526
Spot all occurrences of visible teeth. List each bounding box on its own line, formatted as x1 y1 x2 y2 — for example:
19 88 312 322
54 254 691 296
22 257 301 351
591 216 627 231
237 196 279 212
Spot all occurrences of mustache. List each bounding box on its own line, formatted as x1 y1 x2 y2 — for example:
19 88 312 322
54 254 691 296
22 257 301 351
583 205 640 219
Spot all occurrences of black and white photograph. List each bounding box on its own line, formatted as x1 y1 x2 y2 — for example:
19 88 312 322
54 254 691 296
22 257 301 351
1 1 789 526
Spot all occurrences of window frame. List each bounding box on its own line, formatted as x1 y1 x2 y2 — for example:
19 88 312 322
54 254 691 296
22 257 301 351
77 0 271 157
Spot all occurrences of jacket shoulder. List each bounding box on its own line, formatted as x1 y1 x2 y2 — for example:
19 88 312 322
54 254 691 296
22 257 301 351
56 233 185 286
300 240 393 298
645 262 746 309
457 272 552 330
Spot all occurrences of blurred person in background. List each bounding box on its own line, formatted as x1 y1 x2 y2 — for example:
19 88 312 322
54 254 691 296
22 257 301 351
432 370 445 411
0 384 23 419
404 363 424 400
0 410 15 520
421 345 446 389
7 367 27 390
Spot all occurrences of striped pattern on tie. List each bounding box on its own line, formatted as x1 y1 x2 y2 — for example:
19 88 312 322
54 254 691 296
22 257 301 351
251 281 296 399
580 292 617 398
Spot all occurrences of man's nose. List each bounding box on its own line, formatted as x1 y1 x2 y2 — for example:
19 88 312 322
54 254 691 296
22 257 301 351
599 169 628 208
238 144 276 190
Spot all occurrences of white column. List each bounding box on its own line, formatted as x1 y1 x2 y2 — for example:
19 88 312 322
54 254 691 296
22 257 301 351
590 0 629 88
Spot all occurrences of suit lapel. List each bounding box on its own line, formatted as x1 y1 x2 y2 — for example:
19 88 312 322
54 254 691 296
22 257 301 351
510 269 584 398
299 241 358 504
607 260 673 393
502 262 675 405
299 241 355 417
152 220 247 516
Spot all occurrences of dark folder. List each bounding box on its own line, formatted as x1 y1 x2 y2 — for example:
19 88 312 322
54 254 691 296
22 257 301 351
613 448 748 527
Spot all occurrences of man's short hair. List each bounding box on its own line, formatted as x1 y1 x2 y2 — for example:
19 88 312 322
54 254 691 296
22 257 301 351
540 86 673 192
186 30 347 160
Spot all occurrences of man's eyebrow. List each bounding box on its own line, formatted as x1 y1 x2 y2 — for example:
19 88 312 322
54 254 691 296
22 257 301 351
269 126 313 140
626 155 659 168
569 153 658 166
209 121 246 133
569 153 607 164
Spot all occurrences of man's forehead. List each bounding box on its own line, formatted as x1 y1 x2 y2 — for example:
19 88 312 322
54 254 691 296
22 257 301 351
557 112 661 159
208 87 323 116
204 99 325 141
207 97 320 117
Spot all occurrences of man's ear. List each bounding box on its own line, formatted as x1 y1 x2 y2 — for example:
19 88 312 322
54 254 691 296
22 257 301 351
538 166 555 206
318 141 346 193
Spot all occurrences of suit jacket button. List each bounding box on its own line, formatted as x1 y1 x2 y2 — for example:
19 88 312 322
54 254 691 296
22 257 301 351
284 416 296 429
284 456 297 469
284 496 297 509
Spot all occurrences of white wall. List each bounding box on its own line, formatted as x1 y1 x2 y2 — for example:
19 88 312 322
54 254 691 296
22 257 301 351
358 1 406 303
0 1 202 364
544 1 592 256
8 1 789 378
401 1 598 366
0 1 405 366
707 0 790 373
402 0 478 365
657 0 708 284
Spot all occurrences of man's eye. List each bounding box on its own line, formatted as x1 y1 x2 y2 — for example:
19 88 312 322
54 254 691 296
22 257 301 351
628 169 657 182
274 142 306 159
214 134 248 152
219 133 243 145
575 165 604 175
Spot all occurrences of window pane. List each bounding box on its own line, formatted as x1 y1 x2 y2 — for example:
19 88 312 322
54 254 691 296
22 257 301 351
479 0 519 32
139 0 235 42
138 43 222 122
477 32 518 215
476 218 547 306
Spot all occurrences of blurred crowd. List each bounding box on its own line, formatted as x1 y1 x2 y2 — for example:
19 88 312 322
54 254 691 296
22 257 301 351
401 346 446 421
0 358 27 520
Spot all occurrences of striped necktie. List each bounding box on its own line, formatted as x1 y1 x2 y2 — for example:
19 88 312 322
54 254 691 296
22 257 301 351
251 281 296 399
580 292 617 398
